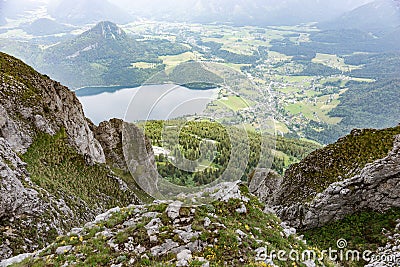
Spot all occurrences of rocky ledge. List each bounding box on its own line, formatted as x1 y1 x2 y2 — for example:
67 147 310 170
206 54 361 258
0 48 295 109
365 219 400 267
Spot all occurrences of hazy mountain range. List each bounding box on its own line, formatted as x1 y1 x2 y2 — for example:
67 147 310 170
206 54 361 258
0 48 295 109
0 0 377 26
23 17 71 35
110 0 375 25
1 0 398 31
47 0 133 24
321 0 400 34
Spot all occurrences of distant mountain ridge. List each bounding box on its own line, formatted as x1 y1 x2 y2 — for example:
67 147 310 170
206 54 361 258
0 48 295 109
47 0 133 25
23 18 72 36
31 21 188 88
111 0 373 26
0 0 378 27
88 21 127 40
321 0 400 33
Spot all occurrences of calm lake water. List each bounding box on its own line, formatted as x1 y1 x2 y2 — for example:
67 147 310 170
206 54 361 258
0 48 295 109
76 84 219 125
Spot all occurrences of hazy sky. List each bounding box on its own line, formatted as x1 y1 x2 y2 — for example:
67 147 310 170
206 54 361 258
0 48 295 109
0 0 377 25
2 0 375 9
109 0 375 11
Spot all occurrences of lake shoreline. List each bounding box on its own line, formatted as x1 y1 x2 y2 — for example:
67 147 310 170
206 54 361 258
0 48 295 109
75 82 220 97
77 84 220 124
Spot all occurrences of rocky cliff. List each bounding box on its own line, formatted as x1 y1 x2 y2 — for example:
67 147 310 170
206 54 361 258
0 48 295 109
0 53 144 260
251 126 400 229
0 52 104 163
91 118 126 170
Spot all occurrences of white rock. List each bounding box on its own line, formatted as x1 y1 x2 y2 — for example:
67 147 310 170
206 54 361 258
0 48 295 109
166 201 183 220
145 218 162 236
176 249 192 267
151 239 179 256
204 217 211 228
236 229 247 238
0 253 32 267
302 260 316 267
235 203 247 214
150 235 158 243
93 207 120 224
55 245 73 255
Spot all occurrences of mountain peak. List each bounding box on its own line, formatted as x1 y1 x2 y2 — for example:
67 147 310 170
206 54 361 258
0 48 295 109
89 21 127 40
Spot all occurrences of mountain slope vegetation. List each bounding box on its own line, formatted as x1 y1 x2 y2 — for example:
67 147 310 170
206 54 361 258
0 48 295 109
33 21 188 88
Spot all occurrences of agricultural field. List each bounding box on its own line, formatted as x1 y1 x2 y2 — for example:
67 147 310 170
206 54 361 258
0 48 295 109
159 51 201 70
216 95 255 112
312 53 361 72
120 22 392 144
131 62 158 69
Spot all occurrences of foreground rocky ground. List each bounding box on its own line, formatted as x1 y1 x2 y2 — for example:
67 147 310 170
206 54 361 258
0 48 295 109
1 182 332 267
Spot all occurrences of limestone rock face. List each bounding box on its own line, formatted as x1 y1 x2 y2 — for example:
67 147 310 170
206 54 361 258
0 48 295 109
122 122 159 197
92 118 126 169
251 134 400 229
249 169 282 206
0 138 39 220
0 52 105 163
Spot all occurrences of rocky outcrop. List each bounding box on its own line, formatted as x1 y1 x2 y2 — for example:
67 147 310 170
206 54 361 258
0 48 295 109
91 118 126 169
365 219 400 267
0 138 40 221
251 129 400 229
122 122 159 197
0 52 105 163
1 181 329 267
248 169 282 206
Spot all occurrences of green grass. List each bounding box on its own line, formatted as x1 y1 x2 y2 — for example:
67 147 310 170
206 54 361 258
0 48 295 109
223 62 251 72
302 208 400 267
159 52 200 71
22 129 140 211
283 126 400 204
284 95 342 125
0 52 44 103
276 86 302 94
312 53 360 72
274 75 312 84
216 95 254 111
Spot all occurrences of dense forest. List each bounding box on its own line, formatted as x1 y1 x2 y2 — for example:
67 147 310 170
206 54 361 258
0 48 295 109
141 120 320 186
196 40 261 64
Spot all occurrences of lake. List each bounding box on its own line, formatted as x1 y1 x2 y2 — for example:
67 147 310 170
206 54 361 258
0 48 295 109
76 84 220 125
